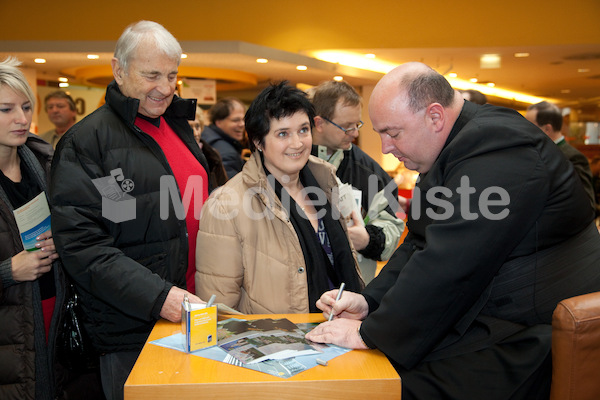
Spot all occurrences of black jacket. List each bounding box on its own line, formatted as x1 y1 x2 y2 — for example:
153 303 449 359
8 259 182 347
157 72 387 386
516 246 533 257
362 102 600 380
49 81 210 353
201 124 245 179
0 134 67 400
312 144 401 260
556 138 595 208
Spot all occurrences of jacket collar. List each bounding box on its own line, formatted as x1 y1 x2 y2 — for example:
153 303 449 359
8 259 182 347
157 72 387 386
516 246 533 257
0 136 50 210
104 80 197 125
242 150 338 206
205 124 244 151
444 99 478 149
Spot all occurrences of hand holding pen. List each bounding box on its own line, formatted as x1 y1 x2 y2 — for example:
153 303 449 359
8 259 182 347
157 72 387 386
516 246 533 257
328 282 346 321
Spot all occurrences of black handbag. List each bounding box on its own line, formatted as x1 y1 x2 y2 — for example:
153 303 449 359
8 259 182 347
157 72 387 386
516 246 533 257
59 283 98 370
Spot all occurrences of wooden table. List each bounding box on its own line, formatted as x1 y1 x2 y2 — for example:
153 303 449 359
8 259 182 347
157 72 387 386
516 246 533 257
125 313 401 399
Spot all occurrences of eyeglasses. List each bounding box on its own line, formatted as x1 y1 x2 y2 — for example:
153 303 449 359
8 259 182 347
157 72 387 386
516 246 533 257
322 117 363 135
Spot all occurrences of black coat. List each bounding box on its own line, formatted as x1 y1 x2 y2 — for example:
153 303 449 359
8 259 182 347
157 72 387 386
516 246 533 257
49 81 210 353
201 124 245 179
556 138 595 207
0 135 67 400
361 102 600 396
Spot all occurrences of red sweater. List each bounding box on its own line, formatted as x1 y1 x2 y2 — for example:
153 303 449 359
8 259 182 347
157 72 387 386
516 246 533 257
135 117 208 294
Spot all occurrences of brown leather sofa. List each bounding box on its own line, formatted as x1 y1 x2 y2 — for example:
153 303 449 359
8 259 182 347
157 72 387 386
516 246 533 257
550 291 600 400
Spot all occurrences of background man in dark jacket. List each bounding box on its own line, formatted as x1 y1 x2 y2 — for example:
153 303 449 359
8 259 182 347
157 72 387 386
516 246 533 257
201 97 246 178
525 100 595 209
307 62 600 399
49 21 207 400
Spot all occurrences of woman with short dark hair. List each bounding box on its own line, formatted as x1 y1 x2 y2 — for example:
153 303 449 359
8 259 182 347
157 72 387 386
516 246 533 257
196 82 363 314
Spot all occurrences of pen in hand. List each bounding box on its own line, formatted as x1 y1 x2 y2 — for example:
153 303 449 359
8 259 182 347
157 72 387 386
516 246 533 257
328 282 345 321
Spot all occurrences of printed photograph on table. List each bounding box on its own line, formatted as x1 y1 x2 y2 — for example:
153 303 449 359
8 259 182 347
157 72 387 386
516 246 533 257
217 318 322 364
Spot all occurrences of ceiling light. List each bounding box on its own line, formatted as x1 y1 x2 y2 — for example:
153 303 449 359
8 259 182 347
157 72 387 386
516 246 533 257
333 76 344 81
87 54 99 60
480 54 501 69
448 72 458 78
177 80 183 85
58 77 68 82
296 65 307 71
487 82 495 87
365 54 376 59
308 50 397 73
59 82 69 88
181 54 188 59
256 58 268 64
446 77 553 104
578 68 590 73
469 78 478 83
34 58 46 64
561 89 571 93
514 52 530 58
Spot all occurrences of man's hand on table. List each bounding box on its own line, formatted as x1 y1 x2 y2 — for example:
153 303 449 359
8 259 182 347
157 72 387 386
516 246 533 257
160 286 205 322
305 289 371 349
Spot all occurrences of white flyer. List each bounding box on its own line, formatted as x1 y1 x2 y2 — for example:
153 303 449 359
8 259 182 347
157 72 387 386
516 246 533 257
13 192 51 251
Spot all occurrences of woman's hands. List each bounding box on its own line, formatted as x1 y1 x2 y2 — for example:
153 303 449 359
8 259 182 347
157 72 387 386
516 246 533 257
11 231 59 282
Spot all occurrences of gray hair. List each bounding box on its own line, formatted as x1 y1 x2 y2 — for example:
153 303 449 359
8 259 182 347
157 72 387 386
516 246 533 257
0 57 35 106
114 20 182 73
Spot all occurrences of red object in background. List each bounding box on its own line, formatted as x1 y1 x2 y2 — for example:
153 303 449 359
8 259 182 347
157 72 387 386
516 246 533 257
397 189 413 199
396 189 413 220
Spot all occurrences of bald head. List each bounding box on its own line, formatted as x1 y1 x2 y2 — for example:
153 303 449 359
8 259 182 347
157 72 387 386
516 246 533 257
372 62 457 113
369 62 463 173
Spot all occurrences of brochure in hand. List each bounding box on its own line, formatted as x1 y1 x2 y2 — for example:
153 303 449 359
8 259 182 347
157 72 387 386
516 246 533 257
337 182 364 226
13 192 51 251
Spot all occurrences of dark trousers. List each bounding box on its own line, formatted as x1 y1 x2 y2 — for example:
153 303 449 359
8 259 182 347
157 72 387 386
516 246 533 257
99 351 140 400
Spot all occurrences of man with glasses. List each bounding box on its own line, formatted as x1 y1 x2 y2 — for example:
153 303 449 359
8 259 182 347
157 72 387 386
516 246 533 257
310 81 404 283
201 97 247 178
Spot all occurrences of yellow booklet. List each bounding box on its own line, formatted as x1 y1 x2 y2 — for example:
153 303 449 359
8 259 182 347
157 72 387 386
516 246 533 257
181 297 217 352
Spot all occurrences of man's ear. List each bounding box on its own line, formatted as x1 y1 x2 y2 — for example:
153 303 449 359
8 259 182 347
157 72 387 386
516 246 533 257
427 103 445 131
111 58 123 84
541 124 554 136
313 116 325 132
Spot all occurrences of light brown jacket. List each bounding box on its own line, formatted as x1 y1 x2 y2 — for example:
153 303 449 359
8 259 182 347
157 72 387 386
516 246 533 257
195 152 361 313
